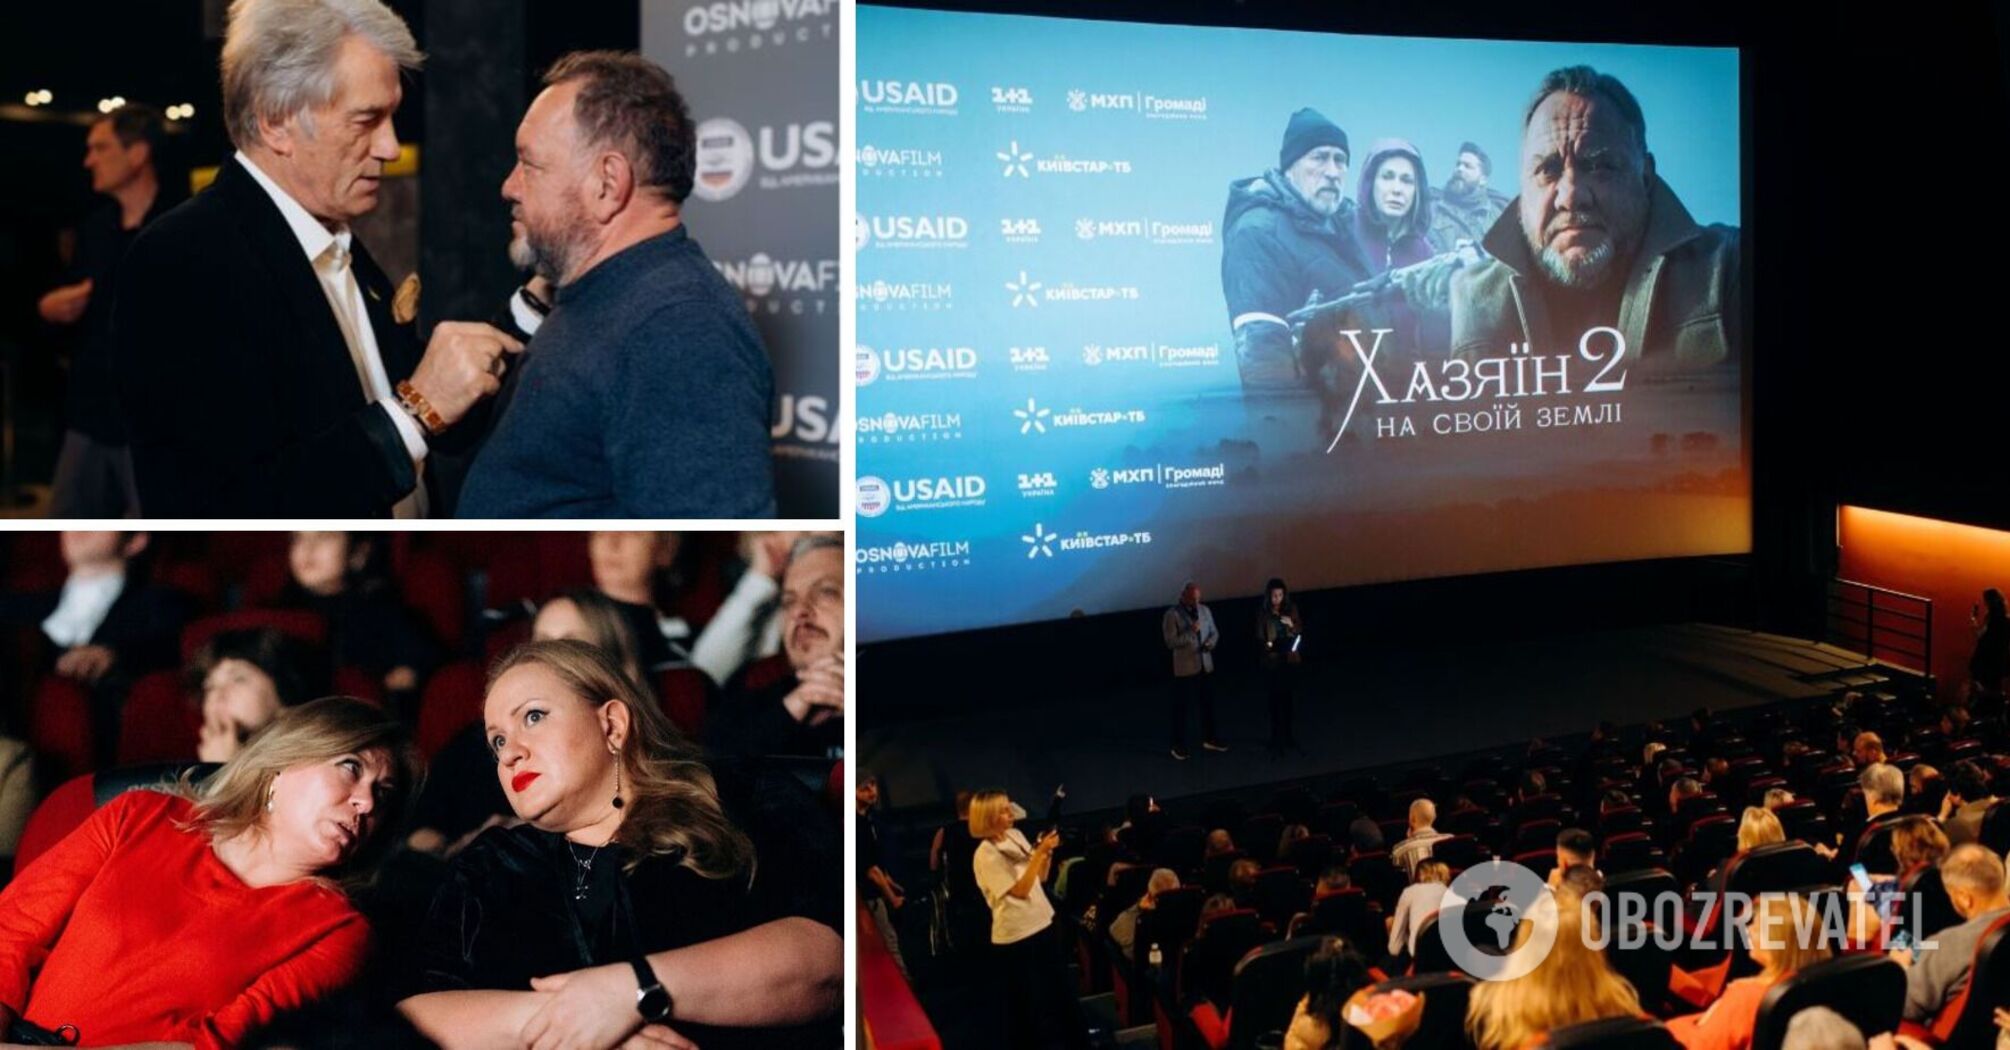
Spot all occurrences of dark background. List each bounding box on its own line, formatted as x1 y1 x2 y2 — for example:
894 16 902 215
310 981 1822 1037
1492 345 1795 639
859 0 2010 722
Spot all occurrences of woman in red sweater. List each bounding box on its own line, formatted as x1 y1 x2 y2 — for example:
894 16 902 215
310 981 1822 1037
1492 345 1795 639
0 696 419 1048
1668 893 1834 1050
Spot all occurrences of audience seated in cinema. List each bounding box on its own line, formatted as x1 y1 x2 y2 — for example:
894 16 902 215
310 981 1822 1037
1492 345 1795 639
407 587 652 858
707 535 845 759
1110 867 1181 958
0 531 190 762
193 627 330 763
1899 843 2010 1025
272 532 441 700
1388 857 1451 958
0 698 418 1045
1466 893 1643 1050
1667 892 1833 1050
688 531 816 688
0 532 842 1044
1391 797 1450 878
1940 759 1998 846
1282 938 1374 1050
397 640 841 1049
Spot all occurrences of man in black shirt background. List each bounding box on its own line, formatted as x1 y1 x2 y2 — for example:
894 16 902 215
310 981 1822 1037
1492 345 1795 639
36 104 174 518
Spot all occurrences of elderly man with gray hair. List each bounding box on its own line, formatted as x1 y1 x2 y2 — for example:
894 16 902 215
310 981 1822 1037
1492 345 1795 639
1896 843 2010 1025
706 535 844 758
456 50 777 518
115 0 524 517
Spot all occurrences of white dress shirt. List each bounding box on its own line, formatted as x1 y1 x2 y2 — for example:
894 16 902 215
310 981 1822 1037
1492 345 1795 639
41 570 126 647
235 151 428 518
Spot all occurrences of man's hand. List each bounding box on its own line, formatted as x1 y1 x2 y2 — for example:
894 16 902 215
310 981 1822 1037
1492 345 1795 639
54 644 115 683
37 279 92 325
407 321 525 425
522 964 646 1050
782 654 844 725
745 531 798 581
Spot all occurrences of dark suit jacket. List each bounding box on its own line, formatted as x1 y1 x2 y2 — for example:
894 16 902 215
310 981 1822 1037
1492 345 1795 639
113 158 425 517
0 579 191 689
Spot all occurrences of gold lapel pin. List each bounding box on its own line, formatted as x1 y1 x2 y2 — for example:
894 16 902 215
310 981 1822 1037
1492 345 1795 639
392 273 421 324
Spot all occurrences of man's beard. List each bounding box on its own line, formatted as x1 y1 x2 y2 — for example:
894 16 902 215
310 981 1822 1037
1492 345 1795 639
509 213 588 283
1445 173 1472 196
1531 215 1632 290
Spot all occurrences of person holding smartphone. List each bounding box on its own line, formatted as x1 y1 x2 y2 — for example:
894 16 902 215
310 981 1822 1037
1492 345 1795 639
969 790 1091 1049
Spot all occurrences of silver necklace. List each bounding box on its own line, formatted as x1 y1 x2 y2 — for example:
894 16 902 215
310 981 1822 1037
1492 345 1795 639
567 841 603 902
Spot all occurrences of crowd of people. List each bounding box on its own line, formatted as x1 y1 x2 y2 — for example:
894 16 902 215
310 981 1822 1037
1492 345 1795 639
867 690 2010 1050
0 529 843 1047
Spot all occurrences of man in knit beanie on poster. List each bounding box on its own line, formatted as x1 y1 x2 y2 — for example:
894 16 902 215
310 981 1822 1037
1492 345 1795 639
1220 107 1374 394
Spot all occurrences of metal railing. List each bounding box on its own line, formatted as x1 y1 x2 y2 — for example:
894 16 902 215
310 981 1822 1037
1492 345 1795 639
1823 577 1933 677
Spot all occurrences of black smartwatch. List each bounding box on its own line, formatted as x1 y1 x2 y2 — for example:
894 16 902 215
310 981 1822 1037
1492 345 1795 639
631 956 672 1023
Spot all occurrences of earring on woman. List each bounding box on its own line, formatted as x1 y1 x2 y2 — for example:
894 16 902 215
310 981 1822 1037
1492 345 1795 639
266 779 276 813
610 742 624 810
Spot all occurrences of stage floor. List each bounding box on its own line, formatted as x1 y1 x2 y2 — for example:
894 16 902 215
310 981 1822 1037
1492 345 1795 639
861 623 1891 823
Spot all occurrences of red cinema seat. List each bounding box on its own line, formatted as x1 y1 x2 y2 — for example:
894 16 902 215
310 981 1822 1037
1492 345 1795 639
180 610 327 662
117 670 200 765
27 676 94 783
417 660 487 759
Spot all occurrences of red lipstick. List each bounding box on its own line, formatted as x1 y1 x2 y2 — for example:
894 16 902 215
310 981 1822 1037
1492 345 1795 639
511 771 541 793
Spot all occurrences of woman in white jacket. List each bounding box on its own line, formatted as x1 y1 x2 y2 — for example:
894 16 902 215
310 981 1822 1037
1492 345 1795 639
970 790 1091 1050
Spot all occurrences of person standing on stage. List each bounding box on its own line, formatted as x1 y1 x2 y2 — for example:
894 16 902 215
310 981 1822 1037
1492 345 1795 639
969 791 1091 1050
1163 582 1224 760
1256 577 1303 754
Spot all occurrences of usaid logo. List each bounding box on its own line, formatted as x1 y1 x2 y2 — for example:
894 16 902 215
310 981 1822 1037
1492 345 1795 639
857 279 954 312
869 345 980 383
885 474 988 512
856 539 974 574
770 393 837 457
714 254 836 315
755 121 837 190
856 476 892 518
860 79 960 116
858 475 986 517
857 144 945 179
692 118 754 201
693 119 835 200
859 213 970 250
857 409 964 445
855 346 881 386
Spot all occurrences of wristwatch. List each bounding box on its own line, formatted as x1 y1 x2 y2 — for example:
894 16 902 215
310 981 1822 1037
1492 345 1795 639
631 956 672 1023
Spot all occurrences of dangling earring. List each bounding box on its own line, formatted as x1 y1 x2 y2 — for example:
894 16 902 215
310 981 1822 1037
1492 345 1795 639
610 743 625 810
266 779 276 813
